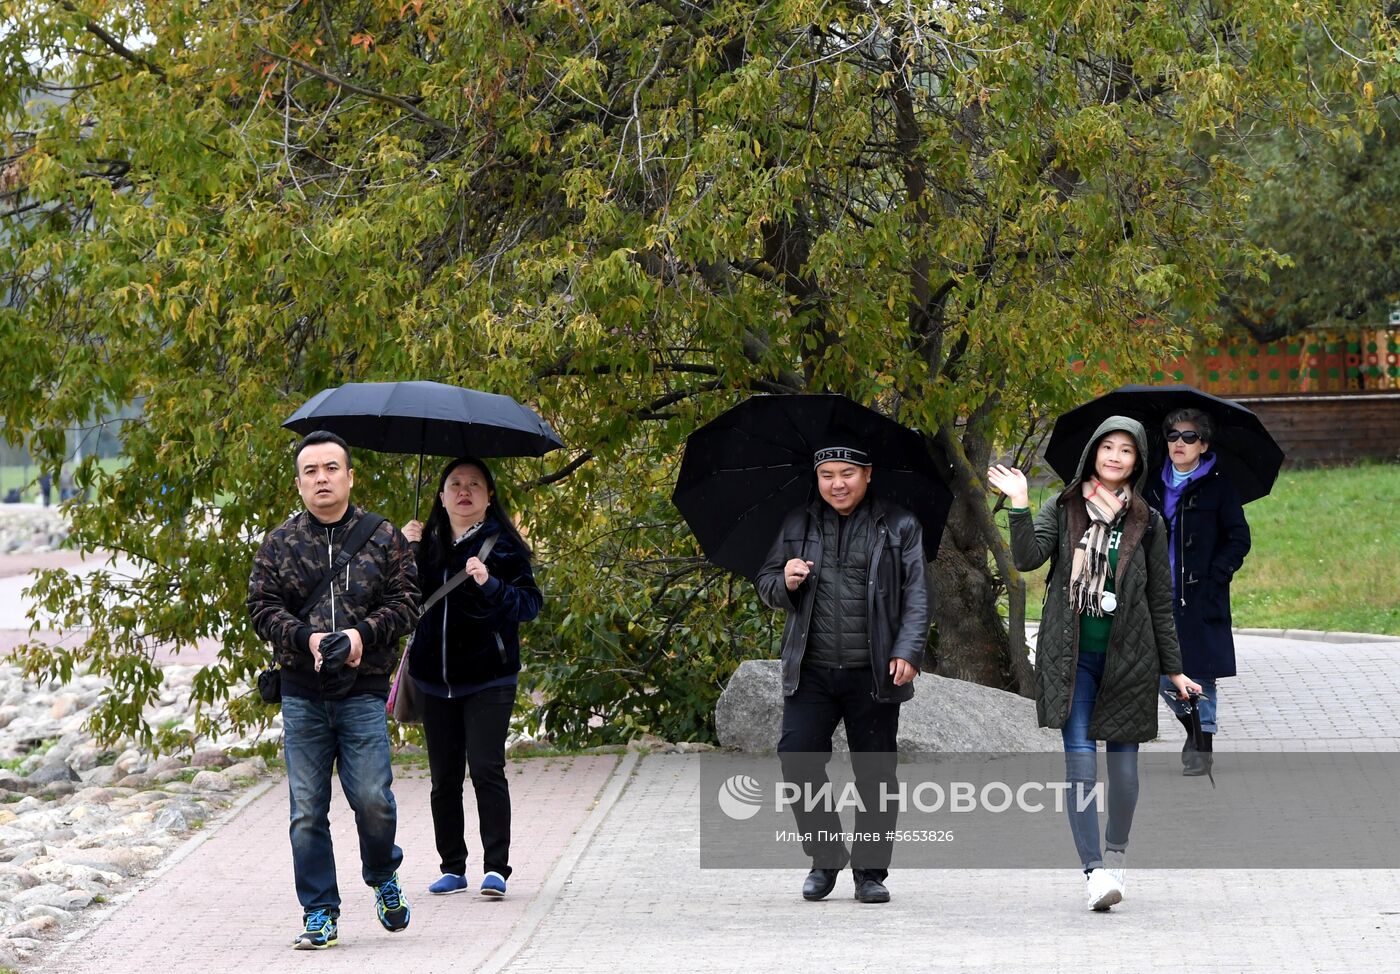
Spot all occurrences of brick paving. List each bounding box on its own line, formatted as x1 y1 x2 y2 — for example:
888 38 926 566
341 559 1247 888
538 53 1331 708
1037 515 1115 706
10 541 1398 974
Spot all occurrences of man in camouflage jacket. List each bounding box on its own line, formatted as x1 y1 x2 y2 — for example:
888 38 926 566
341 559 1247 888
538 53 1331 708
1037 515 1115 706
247 430 419 949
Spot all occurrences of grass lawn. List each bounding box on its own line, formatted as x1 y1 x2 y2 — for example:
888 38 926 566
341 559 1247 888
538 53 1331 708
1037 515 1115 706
1003 462 1400 637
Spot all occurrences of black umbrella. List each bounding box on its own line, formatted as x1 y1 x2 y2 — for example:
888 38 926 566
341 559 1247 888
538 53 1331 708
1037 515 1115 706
672 394 953 580
283 380 564 510
1044 384 1283 504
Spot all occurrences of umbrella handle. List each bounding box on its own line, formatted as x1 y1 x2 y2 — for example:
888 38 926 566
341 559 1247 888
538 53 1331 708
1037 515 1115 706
415 452 423 520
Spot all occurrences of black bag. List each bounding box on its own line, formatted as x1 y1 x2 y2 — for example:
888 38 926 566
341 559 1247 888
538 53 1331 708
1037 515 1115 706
255 514 386 704
256 666 282 704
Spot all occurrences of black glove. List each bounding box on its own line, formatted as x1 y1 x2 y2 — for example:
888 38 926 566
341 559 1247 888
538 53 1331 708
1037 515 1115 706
318 630 353 671
317 631 357 699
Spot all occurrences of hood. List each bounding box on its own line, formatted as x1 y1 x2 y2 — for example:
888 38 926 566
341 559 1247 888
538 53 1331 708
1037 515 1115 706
1067 414 1152 495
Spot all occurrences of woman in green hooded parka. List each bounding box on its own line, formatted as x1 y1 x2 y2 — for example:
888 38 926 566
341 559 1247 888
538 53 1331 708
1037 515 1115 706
988 416 1201 913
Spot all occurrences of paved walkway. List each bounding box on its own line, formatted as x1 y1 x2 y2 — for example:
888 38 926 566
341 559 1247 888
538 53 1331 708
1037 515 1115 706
30 630 1400 974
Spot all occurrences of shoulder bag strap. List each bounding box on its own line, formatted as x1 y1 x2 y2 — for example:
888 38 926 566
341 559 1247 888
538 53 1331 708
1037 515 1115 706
419 532 498 615
296 514 387 620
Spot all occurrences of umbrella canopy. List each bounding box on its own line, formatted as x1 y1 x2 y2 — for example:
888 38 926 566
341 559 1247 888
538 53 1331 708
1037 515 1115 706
282 381 564 459
672 394 953 580
1044 384 1283 503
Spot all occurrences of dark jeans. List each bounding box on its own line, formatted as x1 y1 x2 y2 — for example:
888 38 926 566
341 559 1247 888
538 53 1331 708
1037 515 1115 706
421 685 516 879
281 694 402 915
1062 651 1140 871
777 665 900 880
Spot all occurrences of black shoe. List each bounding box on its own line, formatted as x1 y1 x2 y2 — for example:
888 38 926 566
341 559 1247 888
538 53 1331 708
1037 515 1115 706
1183 752 1214 777
854 877 890 904
801 868 839 901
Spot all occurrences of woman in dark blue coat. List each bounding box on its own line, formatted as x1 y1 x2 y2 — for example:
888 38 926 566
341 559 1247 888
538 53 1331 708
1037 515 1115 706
1143 409 1251 776
402 457 542 897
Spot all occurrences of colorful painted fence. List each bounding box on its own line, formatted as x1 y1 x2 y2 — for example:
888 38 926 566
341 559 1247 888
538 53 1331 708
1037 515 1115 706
1151 328 1400 396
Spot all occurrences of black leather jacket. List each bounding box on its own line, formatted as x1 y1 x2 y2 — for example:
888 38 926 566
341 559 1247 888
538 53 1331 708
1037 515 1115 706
755 496 931 703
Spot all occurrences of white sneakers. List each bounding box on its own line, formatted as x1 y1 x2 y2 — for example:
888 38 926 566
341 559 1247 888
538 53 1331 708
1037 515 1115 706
1102 848 1128 891
1085 868 1123 911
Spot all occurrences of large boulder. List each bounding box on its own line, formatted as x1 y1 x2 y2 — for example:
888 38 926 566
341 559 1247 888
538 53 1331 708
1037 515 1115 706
715 659 1060 753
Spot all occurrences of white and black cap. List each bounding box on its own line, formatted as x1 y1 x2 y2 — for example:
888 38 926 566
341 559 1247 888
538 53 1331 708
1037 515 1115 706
813 446 871 469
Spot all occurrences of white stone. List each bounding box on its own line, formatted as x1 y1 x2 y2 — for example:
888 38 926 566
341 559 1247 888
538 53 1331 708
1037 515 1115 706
189 770 230 791
6 914 59 938
0 864 39 889
154 807 191 832
67 746 105 772
81 765 120 787
11 883 71 908
21 903 72 924
223 762 263 782
50 847 142 877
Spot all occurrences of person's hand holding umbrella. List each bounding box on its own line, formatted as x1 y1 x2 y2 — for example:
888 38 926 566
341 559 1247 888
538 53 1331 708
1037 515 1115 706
784 558 815 591
1166 672 1203 700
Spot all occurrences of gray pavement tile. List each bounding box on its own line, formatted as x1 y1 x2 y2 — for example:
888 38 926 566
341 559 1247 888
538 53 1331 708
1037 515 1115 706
26 633 1400 973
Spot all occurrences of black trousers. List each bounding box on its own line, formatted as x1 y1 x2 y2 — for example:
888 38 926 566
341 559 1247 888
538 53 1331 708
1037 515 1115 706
777 665 900 879
420 685 516 879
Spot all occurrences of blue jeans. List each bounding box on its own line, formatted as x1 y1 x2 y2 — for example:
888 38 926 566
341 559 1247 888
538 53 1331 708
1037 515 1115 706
282 694 403 914
1160 675 1219 733
1062 651 1139 871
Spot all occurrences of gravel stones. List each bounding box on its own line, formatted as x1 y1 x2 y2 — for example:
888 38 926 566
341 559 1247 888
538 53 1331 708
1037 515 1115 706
0 659 273 968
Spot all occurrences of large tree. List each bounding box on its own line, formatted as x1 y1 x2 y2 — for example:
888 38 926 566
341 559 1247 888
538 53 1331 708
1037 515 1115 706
1221 119 1400 342
2 1 1394 748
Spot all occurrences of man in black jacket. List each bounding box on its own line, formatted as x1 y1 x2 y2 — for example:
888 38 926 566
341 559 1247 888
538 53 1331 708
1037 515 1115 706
248 431 419 950
755 446 930 904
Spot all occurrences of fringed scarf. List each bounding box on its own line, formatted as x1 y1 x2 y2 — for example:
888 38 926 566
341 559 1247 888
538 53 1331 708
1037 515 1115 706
1070 480 1130 617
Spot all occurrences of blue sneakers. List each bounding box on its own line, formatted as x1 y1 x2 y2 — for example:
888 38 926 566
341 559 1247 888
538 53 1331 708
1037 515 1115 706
374 873 411 931
428 873 470 895
293 909 338 950
479 871 507 897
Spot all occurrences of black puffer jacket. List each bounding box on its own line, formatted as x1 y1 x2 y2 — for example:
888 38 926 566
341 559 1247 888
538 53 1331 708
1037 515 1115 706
806 504 874 669
407 515 542 689
755 496 930 704
1008 417 1182 742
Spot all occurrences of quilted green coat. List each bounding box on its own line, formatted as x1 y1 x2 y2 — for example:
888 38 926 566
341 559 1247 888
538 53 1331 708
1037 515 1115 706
1009 416 1183 743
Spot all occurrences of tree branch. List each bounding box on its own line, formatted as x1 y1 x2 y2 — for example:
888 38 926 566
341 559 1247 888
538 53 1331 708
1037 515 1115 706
253 45 456 135
61 2 165 78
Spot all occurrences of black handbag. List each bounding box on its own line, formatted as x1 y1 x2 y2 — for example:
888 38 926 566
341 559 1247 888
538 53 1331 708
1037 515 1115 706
256 666 282 704
256 514 386 704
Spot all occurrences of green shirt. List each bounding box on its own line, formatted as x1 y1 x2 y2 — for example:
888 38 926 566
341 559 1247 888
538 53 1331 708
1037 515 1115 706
1077 527 1122 654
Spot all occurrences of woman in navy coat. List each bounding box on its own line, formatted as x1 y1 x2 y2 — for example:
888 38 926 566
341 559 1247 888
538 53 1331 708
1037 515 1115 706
1143 408 1251 776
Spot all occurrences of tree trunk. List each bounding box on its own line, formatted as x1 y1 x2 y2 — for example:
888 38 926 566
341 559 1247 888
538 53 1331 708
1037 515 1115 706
926 425 1036 697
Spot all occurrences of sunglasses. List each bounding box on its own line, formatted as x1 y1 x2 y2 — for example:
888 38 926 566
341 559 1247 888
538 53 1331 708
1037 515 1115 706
1165 429 1202 443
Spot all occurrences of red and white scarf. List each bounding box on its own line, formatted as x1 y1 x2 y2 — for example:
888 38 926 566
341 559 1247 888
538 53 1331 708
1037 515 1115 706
1070 480 1129 617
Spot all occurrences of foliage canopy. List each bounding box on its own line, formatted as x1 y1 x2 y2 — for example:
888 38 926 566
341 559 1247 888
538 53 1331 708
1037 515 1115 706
2 0 1396 748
